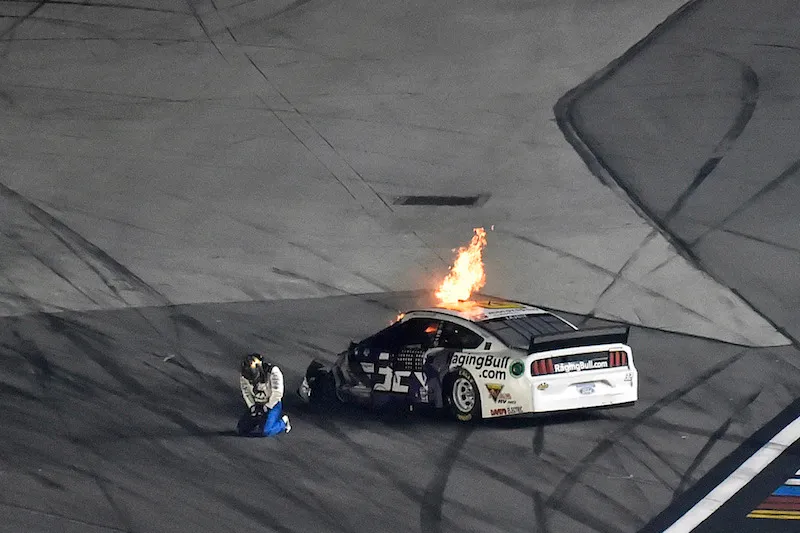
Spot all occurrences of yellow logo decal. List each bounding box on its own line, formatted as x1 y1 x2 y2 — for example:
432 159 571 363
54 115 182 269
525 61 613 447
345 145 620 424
485 383 504 401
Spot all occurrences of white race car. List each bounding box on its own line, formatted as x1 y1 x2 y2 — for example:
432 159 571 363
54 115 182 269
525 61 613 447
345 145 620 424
297 299 637 421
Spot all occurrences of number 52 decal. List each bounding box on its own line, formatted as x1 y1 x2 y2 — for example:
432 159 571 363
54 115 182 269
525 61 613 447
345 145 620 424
364 352 426 393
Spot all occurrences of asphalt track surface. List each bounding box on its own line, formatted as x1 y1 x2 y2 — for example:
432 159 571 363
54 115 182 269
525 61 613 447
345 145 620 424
566 0 800 346
2 292 798 533
2 3 800 533
564 0 800 530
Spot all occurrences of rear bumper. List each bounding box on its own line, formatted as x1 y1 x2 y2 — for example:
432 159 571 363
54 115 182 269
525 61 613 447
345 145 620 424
530 367 638 413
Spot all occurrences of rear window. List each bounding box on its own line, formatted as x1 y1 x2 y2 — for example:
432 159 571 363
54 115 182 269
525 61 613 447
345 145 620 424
480 314 575 349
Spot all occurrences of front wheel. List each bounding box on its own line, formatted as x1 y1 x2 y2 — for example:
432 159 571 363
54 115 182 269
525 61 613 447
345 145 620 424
444 368 481 422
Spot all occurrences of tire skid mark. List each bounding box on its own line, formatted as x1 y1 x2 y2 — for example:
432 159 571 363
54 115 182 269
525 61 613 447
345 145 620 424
0 181 169 308
601 407 750 445
40 315 237 459
43 313 145 394
0 379 40 402
462 453 644 527
615 438 681 492
689 158 800 246
287 240 393 292
9 323 53 385
427 496 521 531
754 42 800 53
226 0 317 32
13 14 118 40
134 308 235 406
203 489 296 533
28 469 66 490
44 312 113 343
546 348 748 506
169 309 248 359
313 417 459 530
95 476 136 533
141 360 206 398
0 500 128 532
104 437 340 533
671 386 763 498
533 425 545 456
0 226 106 306
249 450 359 533
0 0 46 40
46 1 186 14
607 445 654 518
315 418 423 502
271 267 349 295
533 490 550 533
718 226 800 255
420 427 473 533
552 498 629 533
585 229 660 323
664 51 759 222
183 0 225 60
509 230 724 326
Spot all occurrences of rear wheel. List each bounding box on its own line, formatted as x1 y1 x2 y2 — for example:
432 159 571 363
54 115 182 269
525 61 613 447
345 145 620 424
445 368 481 422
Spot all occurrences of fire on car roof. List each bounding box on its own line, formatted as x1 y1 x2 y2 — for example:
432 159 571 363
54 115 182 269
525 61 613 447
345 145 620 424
434 226 488 305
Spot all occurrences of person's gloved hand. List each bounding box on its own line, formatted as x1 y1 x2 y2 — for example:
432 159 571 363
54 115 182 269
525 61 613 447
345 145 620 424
249 404 263 417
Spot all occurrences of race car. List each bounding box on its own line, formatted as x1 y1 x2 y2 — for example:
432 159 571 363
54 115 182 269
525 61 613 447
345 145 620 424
297 299 637 422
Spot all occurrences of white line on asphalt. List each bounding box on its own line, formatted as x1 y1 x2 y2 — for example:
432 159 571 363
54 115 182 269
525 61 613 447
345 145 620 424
663 415 800 532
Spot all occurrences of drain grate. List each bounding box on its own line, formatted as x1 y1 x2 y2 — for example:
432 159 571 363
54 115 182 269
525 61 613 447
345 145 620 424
392 194 489 207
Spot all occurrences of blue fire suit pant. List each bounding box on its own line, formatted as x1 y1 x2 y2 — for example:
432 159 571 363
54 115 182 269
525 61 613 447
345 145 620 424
261 401 287 437
237 401 286 437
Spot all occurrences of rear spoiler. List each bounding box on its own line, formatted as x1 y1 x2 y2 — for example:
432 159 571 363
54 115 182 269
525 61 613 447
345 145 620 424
528 326 630 354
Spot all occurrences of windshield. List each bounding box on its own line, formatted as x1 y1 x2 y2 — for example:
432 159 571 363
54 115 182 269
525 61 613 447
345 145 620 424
479 313 575 349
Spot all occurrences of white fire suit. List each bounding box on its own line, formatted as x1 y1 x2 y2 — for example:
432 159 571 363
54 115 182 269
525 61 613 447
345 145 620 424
240 364 285 409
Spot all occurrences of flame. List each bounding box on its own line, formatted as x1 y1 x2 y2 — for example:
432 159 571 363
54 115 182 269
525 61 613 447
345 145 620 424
435 227 488 304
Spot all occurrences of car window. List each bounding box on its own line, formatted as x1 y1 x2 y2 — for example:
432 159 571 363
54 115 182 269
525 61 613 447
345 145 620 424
399 318 441 349
438 320 484 350
361 322 405 353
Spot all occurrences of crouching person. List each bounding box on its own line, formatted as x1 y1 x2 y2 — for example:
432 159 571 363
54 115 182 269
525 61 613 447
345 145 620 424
237 353 291 437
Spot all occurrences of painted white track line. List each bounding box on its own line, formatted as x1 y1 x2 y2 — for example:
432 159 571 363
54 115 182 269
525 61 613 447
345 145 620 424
663 415 800 532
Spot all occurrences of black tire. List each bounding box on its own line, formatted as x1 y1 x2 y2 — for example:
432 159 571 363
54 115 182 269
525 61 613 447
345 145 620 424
444 368 481 423
309 370 337 407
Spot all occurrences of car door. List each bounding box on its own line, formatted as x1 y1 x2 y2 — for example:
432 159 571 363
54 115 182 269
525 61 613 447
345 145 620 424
373 317 441 395
418 320 487 406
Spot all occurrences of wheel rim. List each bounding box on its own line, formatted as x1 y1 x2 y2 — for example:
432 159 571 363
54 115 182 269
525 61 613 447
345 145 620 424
452 377 475 412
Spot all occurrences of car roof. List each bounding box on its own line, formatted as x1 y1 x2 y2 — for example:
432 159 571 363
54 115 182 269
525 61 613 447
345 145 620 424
404 299 550 323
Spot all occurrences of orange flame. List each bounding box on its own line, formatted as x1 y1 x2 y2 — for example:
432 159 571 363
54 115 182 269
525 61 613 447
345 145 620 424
435 227 488 304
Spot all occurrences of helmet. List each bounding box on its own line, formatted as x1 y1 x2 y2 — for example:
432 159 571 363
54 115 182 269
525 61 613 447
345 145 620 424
241 353 265 383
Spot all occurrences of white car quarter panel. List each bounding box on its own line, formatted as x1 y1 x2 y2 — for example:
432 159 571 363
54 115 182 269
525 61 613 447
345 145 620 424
457 343 638 419
402 308 638 419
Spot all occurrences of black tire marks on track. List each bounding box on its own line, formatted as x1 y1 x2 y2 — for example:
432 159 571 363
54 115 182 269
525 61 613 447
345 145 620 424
313 415 471 533
546 348 749 511
671 387 763 499
0 181 168 308
420 427 473 533
0 0 47 40
0 180 245 404
0 501 129 533
663 50 760 223
551 0 793 354
688 157 800 247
